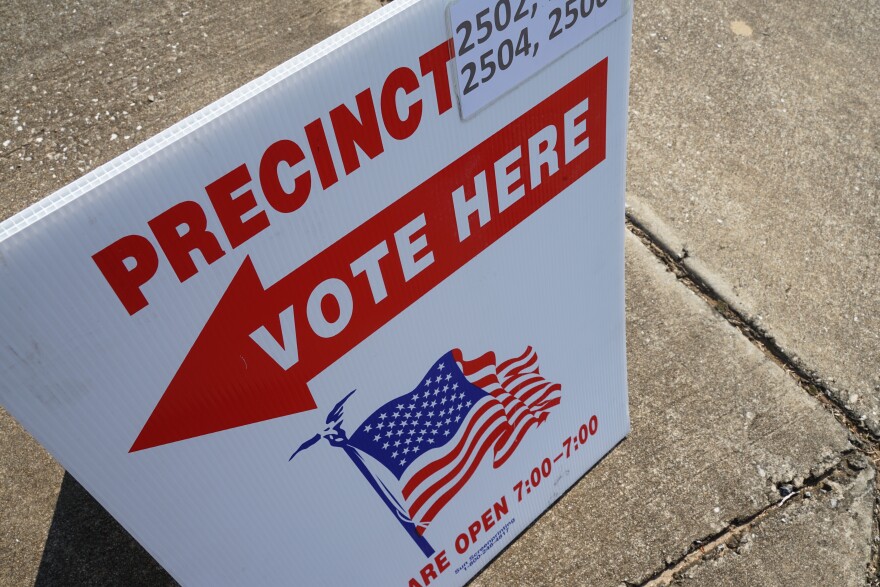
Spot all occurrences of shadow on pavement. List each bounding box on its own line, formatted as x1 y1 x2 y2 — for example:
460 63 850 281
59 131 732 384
35 473 177 587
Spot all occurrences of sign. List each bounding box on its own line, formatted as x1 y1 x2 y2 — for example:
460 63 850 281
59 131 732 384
0 0 632 584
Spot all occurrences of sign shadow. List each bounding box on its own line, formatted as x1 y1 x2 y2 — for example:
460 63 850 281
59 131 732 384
35 473 176 586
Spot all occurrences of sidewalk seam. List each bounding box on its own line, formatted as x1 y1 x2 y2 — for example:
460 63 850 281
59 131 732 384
625 215 878 447
625 214 880 584
632 453 865 587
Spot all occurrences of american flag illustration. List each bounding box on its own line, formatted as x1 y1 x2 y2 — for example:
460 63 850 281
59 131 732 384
347 347 561 534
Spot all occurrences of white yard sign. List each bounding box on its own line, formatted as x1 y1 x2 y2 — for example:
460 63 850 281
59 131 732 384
0 0 632 584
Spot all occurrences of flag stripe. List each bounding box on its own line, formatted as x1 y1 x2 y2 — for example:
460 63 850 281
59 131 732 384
507 374 549 398
497 346 534 375
407 411 506 517
525 383 561 407
413 425 507 530
402 399 500 498
493 415 541 467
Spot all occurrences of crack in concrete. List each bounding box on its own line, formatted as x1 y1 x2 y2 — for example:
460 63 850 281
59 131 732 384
633 452 862 587
625 215 880 584
871 470 880 585
626 216 877 445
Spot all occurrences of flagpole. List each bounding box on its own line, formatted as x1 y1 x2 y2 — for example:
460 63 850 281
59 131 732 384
337 441 435 557
290 390 434 557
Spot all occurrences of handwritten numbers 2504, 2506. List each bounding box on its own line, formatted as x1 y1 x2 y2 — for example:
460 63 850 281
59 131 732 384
449 0 622 117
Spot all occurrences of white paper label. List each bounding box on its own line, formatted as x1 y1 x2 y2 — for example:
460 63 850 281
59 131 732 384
448 0 625 118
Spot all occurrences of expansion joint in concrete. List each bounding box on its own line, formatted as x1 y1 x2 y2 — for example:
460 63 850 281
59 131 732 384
634 452 866 586
625 214 879 450
872 471 880 584
625 214 880 584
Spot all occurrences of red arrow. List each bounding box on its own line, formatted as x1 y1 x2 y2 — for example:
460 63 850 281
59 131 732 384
130 58 607 452
129 256 316 452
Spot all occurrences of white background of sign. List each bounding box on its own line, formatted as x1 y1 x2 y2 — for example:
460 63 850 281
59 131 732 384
0 0 632 584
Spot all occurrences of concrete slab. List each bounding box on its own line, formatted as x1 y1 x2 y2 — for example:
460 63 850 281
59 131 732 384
626 1 880 432
470 234 852 586
0 0 381 220
0 416 62 586
670 456 876 587
32 474 176 587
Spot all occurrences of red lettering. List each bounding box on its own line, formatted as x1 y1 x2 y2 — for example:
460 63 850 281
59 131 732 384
419 562 437 585
467 520 482 543
330 88 385 175
147 201 225 283
381 67 422 141
259 139 311 213
92 41 492 320
304 117 339 190
410 549 450 587
492 495 509 520
455 533 469 554
92 235 159 315
434 550 449 573
419 41 454 116
206 164 269 249
481 508 495 532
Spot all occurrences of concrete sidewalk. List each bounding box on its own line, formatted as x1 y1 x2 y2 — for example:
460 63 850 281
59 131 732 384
1 0 877 585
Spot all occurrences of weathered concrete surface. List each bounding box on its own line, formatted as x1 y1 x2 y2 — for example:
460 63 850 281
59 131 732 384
32 474 176 587
0 0 381 221
0 418 63 586
470 234 852 586
0 1 379 585
626 0 880 433
0 1 875 585
671 457 876 587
